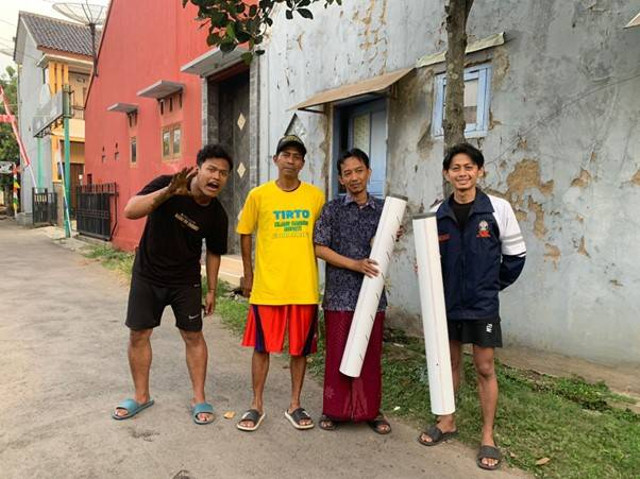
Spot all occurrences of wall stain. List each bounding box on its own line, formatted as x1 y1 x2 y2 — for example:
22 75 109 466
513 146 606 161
610 279 623 288
544 243 561 269
576 236 590 257
528 197 547 239
491 46 510 90
571 168 592 188
632 169 640 186
507 159 554 198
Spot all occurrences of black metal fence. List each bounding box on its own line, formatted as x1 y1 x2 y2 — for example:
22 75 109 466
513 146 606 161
76 183 118 240
32 188 58 226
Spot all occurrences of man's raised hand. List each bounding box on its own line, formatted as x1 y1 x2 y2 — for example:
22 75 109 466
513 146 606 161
168 167 196 196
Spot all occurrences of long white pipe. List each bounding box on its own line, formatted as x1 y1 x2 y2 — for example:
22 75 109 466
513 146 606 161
413 213 455 415
339 195 407 378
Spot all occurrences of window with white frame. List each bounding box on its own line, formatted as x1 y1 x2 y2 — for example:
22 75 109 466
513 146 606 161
432 64 491 138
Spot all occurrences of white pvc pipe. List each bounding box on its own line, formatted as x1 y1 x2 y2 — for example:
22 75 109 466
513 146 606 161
339 195 407 378
413 213 455 415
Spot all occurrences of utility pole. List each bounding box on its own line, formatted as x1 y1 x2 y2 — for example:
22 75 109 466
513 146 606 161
62 85 72 238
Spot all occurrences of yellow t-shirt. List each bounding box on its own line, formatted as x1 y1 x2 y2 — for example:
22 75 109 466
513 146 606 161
237 181 326 305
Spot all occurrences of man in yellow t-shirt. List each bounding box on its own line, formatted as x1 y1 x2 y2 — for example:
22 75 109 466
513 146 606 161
236 135 325 432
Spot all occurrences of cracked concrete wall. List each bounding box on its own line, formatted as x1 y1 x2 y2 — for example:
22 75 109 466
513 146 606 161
259 0 640 364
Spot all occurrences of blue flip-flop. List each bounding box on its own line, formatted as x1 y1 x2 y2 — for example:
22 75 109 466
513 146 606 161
192 402 215 425
112 398 155 420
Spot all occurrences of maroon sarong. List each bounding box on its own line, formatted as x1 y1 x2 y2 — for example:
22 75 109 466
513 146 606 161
322 310 385 422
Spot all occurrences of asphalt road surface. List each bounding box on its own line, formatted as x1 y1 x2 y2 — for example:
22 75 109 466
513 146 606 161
0 221 529 479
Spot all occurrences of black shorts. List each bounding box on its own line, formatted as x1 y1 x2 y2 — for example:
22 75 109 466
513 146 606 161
125 275 203 332
447 319 502 348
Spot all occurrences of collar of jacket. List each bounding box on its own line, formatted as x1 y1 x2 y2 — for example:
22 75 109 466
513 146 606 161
437 188 494 221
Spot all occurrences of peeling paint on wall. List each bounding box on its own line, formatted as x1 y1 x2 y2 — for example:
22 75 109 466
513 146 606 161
576 236 590 257
527 197 547 239
507 159 554 198
571 168 592 188
491 46 510 90
544 243 561 269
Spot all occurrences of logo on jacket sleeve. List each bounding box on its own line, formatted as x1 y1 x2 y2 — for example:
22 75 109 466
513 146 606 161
477 220 491 238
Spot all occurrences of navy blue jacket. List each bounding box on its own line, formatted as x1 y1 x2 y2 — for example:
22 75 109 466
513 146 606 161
436 190 526 321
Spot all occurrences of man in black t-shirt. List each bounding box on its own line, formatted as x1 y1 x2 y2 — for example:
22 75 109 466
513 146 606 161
112 144 232 425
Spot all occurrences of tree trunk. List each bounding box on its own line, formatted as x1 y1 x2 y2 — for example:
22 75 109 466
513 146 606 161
442 0 473 198
443 0 473 150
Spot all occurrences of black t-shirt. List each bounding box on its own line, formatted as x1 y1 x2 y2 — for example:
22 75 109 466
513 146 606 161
451 197 474 231
132 175 228 286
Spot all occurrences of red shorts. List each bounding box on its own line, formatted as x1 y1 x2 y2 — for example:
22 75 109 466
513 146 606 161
241 304 318 356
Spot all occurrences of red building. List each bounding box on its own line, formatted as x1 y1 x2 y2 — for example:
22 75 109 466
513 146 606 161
85 0 254 251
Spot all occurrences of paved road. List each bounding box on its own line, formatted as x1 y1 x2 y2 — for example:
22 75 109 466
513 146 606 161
0 220 529 479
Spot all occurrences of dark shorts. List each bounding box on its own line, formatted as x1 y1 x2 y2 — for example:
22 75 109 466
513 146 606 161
447 319 502 348
125 275 203 332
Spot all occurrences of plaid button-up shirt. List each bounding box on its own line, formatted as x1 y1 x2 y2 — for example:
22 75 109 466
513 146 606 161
313 194 387 312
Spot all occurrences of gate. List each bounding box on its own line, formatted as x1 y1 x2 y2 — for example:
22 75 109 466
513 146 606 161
76 183 118 240
32 188 58 226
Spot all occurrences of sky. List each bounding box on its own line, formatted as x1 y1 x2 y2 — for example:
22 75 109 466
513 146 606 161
0 0 108 76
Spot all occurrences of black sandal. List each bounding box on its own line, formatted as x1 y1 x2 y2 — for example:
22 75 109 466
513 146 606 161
417 424 458 446
236 409 265 432
476 445 502 470
368 415 392 435
284 407 314 430
318 414 337 431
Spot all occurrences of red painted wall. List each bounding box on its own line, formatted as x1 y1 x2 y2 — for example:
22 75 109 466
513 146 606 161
84 0 211 251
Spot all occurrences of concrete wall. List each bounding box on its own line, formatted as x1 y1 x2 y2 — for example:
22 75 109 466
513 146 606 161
84 0 212 250
258 0 640 364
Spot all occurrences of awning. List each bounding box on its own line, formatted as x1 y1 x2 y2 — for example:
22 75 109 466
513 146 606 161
181 47 248 77
291 68 413 112
625 12 640 28
416 32 505 68
137 80 184 99
107 102 138 114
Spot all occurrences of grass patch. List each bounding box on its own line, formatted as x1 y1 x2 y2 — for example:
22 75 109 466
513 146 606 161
84 244 134 277
86 251 640 479
212 281 640 479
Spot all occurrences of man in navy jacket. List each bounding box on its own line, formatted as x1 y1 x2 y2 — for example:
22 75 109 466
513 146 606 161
418 143 526 471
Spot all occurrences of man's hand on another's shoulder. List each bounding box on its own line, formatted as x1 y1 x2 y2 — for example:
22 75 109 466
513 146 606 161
167 167 197 197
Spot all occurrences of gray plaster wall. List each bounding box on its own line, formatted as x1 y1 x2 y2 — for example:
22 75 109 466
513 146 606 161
257 0 640 364
17 31 54 214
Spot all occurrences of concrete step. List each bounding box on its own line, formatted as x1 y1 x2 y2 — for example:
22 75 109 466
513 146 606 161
201 254 243 287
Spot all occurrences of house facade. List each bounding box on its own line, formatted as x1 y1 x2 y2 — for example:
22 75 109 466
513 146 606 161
84 0 640 364
253 1 640 364
84 0 257 252
14 12 93 223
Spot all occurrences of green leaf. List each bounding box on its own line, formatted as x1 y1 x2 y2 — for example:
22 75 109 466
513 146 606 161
219 41 236 53
297 8 313 19
207 33 222 46
235 29 251 43
241 52 254 64
226 22 236 40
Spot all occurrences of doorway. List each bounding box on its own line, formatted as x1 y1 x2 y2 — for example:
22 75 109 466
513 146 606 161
209 70 250 254
333 98 388 199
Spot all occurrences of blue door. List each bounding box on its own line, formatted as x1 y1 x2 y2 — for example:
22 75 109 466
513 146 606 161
333 99 388 198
